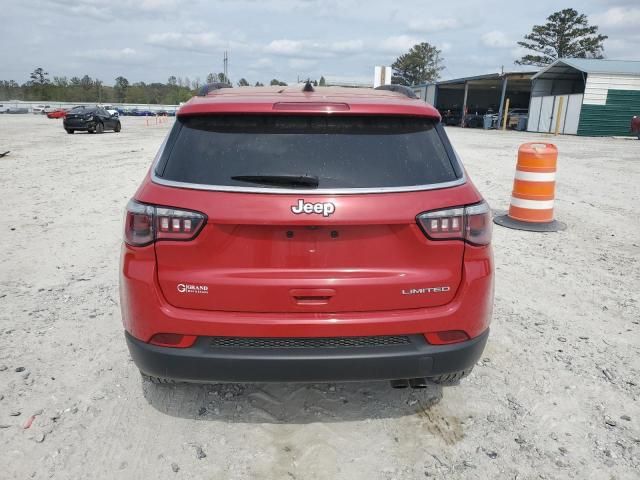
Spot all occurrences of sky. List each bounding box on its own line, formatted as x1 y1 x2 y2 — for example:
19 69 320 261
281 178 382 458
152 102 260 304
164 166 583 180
2 0 639 86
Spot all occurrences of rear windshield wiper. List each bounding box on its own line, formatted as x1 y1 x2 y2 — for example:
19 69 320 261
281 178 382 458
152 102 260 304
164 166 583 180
230 174 319 189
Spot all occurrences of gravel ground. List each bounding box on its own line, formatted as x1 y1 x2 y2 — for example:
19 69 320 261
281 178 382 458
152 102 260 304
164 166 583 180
0 114 639 480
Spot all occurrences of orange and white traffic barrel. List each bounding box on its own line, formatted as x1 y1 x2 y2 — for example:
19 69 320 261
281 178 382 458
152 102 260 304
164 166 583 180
494 142 566 232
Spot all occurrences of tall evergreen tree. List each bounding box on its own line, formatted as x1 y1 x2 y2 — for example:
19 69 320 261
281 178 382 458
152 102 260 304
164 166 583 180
516 8 608 66
391 43 444 86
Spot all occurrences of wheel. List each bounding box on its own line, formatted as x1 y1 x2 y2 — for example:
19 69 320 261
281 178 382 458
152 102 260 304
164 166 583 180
141 372 175 384
114 121 121 133
428 368 473 386
95 122 104 134
65 129 74 134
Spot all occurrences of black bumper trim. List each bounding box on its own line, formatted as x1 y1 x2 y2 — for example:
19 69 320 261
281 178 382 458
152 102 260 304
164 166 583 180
125 329 489 383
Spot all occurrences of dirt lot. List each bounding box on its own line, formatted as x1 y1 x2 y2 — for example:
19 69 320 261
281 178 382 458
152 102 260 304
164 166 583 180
0 114 639 480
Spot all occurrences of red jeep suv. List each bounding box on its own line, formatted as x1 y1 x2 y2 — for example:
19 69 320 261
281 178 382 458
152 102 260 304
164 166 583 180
120 83 493 388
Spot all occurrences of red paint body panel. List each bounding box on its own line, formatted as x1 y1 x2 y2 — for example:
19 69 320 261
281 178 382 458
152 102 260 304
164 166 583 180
177 86 441 119
47 109 67 119
120 243 493 343
136 179 483 313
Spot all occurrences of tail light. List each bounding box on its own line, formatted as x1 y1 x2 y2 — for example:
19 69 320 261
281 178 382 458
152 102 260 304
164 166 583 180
124 199 205 246
417 201 492 245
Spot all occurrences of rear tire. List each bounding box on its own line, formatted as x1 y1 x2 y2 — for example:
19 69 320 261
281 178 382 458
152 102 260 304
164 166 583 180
114 121 121 133
141 372 176 384
428 368 473 386
65 129 74 134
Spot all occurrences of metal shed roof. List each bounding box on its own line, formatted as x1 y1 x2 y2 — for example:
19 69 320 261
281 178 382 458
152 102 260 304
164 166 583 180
532 58 640 80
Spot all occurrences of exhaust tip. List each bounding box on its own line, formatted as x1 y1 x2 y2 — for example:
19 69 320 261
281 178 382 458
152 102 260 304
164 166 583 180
409 378 428 389
390 379 409 389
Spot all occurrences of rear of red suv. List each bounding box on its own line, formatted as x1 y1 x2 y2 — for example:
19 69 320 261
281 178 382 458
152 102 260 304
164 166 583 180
120 84 493 387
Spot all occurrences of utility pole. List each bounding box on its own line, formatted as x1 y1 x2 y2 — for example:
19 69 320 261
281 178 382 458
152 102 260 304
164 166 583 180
223 51 228 84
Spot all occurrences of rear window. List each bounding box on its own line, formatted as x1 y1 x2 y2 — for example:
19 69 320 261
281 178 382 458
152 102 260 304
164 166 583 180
70 106 94 113
156 115 461 190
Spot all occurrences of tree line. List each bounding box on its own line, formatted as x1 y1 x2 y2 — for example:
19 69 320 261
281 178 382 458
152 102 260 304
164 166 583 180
0 8 608 101
0 68 328 104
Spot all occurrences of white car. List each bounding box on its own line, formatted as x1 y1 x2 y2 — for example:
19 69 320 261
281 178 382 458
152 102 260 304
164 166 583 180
100 105 119 117
32 105 55 114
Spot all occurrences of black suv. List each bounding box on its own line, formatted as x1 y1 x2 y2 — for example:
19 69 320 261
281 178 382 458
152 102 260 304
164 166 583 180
63 106 122 134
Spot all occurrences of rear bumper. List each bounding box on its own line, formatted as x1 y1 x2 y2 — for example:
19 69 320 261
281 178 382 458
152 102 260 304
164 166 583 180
63 120 93 130
125 329 489 383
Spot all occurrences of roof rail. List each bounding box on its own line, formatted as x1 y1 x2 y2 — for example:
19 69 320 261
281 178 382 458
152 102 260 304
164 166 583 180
374 84 418 99
198 82 232 96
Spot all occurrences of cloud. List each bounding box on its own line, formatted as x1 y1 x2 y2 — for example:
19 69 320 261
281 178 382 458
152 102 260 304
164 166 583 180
264 39 365 57
591 7 640 30
251 57 273 68
65 4 113 21
74 48 142 63
139 0 179 11
481 30 512 48
41 0 180 21
146 32 245 53
288 58 318 70
603 36 640 60
510 45 530 62
407 18 460 33
378 35 422 54
264 39 304 56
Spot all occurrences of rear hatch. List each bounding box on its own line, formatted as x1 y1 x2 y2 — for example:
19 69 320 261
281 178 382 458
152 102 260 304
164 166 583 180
152 114 466 313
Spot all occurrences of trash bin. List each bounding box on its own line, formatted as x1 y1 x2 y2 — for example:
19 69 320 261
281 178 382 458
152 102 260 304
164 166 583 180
483 114 494 129
517 116 528 131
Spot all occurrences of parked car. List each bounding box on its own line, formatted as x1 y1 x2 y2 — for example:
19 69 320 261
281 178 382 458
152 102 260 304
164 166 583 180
0 104 10 113
439 109 462 126
120 84 494 388
100 105 119 117
63 106 121 134
47 108 68 119
32 105 53 114
130 108 154 116
631 115 640 139
6 107 29 114
464 108 496 128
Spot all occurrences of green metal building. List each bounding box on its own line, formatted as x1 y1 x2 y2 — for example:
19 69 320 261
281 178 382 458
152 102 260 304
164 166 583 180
528 58 640 136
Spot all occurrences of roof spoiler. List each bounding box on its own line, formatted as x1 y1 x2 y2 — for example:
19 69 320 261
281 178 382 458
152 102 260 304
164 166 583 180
374 84 418 99
198 82 232 96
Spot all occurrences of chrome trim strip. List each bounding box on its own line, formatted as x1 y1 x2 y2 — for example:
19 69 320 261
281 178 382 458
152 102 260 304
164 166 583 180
149 131 467 195
150 174 466 194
